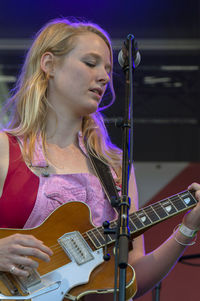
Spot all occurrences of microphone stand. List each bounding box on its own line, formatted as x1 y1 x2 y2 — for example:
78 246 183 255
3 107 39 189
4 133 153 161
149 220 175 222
152 282 162 301
115 34 136 301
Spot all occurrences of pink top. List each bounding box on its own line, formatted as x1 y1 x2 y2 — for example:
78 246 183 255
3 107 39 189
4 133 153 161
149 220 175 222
23 133 117 228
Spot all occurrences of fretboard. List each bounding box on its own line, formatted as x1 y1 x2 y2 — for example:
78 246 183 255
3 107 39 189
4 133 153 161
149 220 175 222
86 190 198 249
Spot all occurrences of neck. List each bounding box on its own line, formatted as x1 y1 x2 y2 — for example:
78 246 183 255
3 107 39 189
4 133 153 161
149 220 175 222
45 109 82 148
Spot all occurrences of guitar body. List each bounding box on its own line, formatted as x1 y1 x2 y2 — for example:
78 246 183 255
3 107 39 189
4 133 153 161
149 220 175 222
0 202 137 301
0 189 197 300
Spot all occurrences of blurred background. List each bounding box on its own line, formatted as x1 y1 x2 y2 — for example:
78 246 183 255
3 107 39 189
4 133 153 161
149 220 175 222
0 1 200 300
0 0 200 161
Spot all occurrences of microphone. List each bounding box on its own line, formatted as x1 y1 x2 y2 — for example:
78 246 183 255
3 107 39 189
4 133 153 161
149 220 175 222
118 34 141 68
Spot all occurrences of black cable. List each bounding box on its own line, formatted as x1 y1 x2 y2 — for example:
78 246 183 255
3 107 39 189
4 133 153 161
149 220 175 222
179 253 200 267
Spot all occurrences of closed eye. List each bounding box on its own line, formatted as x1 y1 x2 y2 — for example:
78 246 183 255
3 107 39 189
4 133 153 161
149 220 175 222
85 61 96 67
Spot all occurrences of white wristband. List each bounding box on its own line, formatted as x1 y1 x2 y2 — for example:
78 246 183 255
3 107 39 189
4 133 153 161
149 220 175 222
179 224 198 238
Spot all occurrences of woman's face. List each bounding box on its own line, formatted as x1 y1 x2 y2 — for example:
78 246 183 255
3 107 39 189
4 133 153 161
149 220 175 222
48 32 111 117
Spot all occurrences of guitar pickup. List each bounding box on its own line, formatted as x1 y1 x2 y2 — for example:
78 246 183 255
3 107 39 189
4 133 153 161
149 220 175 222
58 231 94 265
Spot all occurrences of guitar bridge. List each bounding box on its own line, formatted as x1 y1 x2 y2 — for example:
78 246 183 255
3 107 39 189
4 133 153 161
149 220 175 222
13 268 41 293
58 231 94 265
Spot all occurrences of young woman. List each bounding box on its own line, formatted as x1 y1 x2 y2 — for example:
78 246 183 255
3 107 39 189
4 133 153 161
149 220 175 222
0 18 200 300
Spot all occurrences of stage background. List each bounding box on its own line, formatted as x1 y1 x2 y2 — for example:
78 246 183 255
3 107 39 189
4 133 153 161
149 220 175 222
0 1 200 300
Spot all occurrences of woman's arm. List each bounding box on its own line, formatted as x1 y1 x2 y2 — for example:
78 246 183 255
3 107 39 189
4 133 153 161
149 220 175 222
0 132 53 277
128 166 200 298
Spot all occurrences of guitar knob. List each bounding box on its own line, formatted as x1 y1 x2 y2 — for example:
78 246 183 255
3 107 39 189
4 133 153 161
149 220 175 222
103 221 110 228
103 253 111 261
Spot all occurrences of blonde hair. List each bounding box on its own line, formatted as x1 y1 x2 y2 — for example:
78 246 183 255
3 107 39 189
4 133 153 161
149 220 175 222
4 18 122 181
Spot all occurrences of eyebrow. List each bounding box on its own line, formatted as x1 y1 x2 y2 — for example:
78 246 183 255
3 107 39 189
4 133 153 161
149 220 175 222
83 52 112 72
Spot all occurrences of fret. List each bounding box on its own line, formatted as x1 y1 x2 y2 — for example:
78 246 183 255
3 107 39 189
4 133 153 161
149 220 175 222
86 230 101 249
143 206 160 223
160 203 171 216
111 221 118 229
160 199 177 216
106 234 114 245
172 194 187 210
129 217 137 232
137 210 152 226
152 203 168 219
94 228 105 245
85 190 198 249
180 191 197 207
103 222 115 244
132 214 144 229
96 226 114 247
97 226 105 241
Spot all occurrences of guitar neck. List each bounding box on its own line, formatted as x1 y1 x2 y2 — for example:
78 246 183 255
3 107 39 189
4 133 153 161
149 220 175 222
86 190 198 249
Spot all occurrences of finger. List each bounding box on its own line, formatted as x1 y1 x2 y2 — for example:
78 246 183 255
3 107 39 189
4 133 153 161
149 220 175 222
12 255 39 269
9 265 29 277
12 234 53 257
195 191 200 202
188 182 200 191
14 245 51 262
37 241 54 257
27 236 54 256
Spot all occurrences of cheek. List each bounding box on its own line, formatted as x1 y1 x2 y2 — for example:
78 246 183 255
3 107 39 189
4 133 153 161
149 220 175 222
74 72 91 93
55 63 92 96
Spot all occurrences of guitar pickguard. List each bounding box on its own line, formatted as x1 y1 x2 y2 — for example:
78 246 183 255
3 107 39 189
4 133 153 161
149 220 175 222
0 248 104 300
0 201 137 301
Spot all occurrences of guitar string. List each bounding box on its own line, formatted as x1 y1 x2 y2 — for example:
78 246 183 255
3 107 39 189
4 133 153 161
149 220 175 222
104 194 193 233
106 195 194 229
130 195 195 220
49 195 194 250
39 232 110 271
47 219 120 252
43 208 184 255
39 199 198 273
126 191 194 221
41 195 196 254
31 198 197 270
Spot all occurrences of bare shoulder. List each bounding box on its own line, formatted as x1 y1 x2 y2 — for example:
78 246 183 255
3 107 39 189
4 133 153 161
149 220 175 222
0 131 9 156
0 132 9 197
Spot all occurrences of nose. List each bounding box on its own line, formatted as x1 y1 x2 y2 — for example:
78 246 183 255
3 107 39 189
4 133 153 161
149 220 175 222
97 67 110 85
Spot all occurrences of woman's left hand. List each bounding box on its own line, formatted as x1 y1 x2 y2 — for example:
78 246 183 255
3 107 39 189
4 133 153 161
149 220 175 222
182 182 200 230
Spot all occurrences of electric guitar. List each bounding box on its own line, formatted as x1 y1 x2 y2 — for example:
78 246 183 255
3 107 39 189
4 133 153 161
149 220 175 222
0 189 197 301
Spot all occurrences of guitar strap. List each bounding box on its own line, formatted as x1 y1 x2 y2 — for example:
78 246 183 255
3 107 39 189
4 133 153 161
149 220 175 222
87 145 134 251
86 143 134 252
86 145 120 212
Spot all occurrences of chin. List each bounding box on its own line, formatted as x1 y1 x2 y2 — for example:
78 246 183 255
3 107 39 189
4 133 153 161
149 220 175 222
82 103 99 116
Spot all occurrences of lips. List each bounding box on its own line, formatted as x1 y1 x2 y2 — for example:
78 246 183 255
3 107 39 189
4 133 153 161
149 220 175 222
89 87 103 97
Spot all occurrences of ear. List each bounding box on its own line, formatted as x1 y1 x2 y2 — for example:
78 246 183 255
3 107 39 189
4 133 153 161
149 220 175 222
40 52 55 76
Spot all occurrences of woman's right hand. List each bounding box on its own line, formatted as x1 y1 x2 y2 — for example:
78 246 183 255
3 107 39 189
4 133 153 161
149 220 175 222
0 234 53 277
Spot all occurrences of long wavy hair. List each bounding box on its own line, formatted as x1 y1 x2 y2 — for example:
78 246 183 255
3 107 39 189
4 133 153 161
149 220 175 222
3 18 122 181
